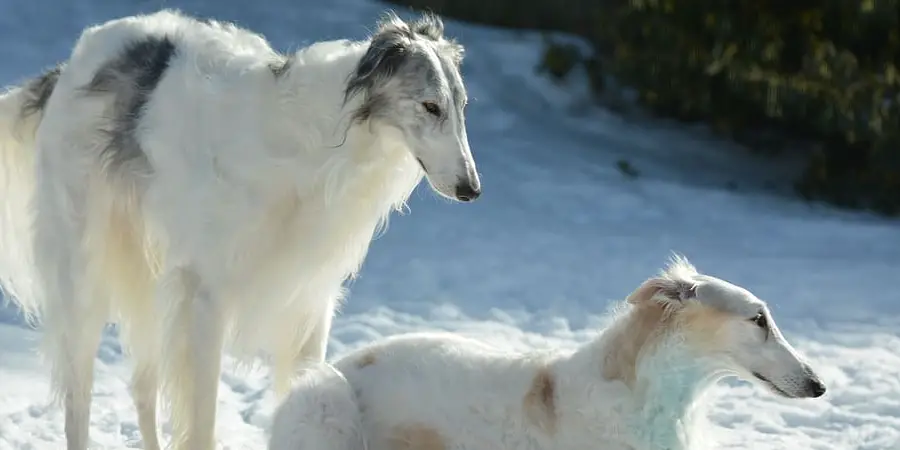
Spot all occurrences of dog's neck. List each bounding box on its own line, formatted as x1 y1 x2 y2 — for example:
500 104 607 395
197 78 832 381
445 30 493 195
626 343 724 450
560 306 724 449
264 39 422 206
267 39 416 165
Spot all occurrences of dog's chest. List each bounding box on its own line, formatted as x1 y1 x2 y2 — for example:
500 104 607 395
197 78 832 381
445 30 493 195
239 157 418 289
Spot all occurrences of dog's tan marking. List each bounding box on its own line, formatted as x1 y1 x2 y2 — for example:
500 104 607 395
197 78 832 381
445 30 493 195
678 302 731 351
523 367 557 434
387 424 446 450
601 304 668 386
357 351 377 369
602 300 735 386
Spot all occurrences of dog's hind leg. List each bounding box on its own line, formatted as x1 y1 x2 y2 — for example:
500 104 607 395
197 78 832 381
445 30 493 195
126 316 161 450
56 312 107 450
122 297 162 450
49 302 107 450
34 213 109 450
32 164 110 450
159 267 225 450
131 361 161 450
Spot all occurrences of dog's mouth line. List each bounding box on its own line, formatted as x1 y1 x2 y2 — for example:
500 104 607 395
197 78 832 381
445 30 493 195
752 372 795 398
415 157 427 173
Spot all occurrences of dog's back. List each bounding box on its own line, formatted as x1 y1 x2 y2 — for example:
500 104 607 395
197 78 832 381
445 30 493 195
271 332 568 450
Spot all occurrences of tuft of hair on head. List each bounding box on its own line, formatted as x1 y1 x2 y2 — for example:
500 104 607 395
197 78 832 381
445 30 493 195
373 10 447 43
625 254 700 313
413 11 466 65
408 11 444 41
661 253 700 283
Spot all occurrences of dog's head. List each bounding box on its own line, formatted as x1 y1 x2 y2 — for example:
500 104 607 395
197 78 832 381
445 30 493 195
344 12 479 202
624 256 827 399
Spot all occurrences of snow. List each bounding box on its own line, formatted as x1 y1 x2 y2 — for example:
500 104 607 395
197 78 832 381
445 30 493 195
1 0 899 449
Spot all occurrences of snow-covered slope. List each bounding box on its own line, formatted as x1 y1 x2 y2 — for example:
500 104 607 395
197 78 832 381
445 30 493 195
1 1 898 449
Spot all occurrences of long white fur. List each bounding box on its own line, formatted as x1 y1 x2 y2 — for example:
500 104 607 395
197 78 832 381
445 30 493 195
269 258 826 450
0 9 473 450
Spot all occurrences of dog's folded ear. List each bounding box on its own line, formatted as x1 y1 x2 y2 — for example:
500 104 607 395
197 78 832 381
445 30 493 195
345 37 409 104
625 276 697 307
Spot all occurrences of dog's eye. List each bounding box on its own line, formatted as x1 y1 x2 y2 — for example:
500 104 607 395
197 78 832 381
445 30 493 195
750 312 767 328
422 101 442 117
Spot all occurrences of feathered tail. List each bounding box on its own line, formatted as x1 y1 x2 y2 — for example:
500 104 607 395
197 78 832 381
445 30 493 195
0 66 61 323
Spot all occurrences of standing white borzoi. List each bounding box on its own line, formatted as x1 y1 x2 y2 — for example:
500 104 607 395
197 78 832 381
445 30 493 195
269 257 827 450
0 9 480 450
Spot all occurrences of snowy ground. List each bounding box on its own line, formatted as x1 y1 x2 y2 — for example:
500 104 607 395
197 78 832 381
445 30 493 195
1 0 900 449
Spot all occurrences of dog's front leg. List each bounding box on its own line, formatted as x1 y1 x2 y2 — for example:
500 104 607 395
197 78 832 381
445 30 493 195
271 298 337 399
159 267 226 450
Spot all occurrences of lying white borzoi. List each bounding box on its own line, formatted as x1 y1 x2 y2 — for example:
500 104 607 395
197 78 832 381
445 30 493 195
0 9 479 450
269 257 827 450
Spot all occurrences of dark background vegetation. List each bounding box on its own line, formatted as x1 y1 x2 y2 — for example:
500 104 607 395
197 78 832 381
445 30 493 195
386 0 900 215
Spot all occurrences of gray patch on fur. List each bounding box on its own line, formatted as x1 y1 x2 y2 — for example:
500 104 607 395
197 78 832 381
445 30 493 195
269 55 293 77
660 281 697 303
343 12 465 124
19 64 64 119
82 35 176 174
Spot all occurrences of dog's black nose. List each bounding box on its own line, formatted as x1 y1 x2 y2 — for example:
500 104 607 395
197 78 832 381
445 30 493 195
455 183 481 202
806 377 827 398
